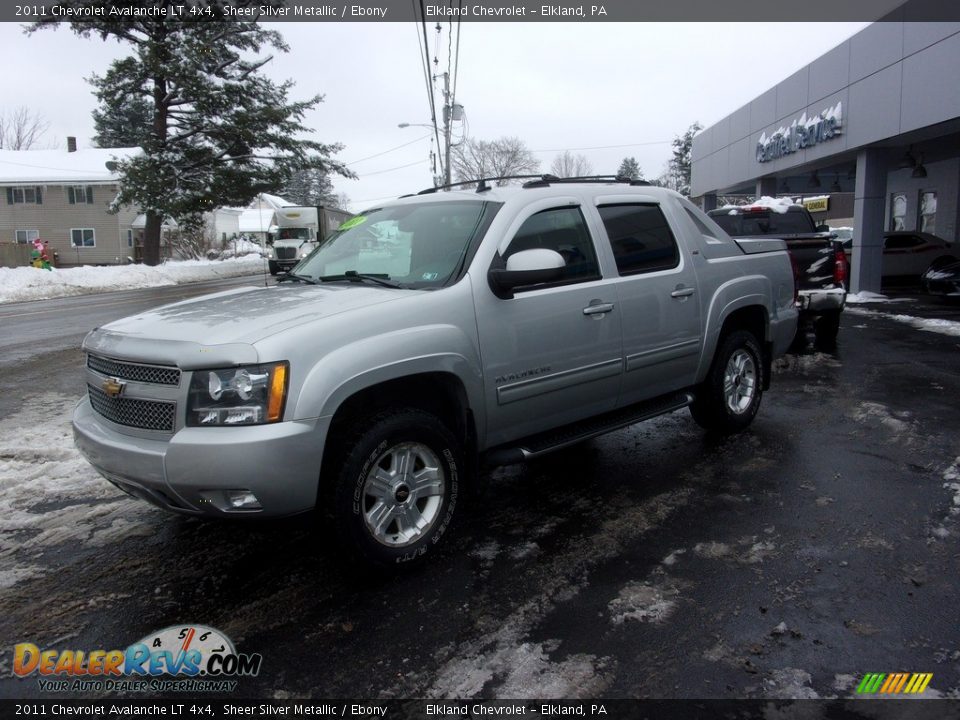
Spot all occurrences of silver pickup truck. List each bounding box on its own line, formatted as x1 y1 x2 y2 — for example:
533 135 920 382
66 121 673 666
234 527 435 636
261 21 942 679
73 179 798 566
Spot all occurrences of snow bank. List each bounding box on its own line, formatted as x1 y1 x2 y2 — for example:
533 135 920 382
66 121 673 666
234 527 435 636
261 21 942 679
0 254 266 304
845 291 904 304
846 306 960 337
214 238 264 259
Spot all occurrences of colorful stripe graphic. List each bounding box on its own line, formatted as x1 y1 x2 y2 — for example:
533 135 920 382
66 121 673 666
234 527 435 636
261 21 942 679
856 673 932 694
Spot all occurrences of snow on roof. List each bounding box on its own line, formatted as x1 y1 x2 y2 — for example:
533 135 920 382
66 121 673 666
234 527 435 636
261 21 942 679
239 208 276 233
255 192 293 209
131 215 178 229
0 147 139 185
720 196 801 215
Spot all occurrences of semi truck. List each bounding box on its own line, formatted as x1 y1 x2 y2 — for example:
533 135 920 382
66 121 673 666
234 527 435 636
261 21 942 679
266 205 353 275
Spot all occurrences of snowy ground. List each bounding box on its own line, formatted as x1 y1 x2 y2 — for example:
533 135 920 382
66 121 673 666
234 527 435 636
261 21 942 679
846 306 960 337
0 253 266 304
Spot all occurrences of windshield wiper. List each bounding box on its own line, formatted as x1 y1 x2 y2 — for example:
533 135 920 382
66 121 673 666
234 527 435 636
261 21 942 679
276 272 318 285
318 271 403 289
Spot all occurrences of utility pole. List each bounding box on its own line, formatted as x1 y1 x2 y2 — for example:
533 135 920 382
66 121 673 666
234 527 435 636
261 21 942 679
438 71 453 187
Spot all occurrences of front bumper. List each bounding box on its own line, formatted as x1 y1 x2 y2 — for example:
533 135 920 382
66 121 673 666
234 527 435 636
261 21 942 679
72 398 330 517
797 287 846 315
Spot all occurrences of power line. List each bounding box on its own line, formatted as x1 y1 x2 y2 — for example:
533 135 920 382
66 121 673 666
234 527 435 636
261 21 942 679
358 158 427 177
451 9 462 108
344 134 432 166
530 140 672 153
412 0 443 180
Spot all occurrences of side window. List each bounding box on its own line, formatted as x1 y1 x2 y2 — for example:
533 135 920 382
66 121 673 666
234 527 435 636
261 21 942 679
598 204 679 275
503 207 600 286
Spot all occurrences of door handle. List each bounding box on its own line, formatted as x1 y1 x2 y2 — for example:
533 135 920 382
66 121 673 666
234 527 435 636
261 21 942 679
583 302 615 315
670 287 695 298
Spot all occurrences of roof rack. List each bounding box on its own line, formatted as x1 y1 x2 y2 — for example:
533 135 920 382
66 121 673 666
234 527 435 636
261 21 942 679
414 175 545 195
412 174 655 196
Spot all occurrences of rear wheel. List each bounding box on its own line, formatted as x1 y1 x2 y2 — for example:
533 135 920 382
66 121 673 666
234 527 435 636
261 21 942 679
328 408 463 567
690 330 764 434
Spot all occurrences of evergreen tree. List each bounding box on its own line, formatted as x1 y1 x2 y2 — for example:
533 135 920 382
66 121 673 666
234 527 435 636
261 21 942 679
281 167 341 207
667 122 702 196
31 12 352 266
90 63 153 148
616 156 642 180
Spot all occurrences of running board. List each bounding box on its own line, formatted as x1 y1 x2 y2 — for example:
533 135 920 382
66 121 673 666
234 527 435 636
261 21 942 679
482 391 695 468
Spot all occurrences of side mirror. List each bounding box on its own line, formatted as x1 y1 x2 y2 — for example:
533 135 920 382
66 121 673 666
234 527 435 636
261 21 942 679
815 224 830 233
488 248 565 299
266 238 274 246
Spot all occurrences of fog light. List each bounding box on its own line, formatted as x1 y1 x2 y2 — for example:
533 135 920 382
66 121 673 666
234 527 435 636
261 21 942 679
227 490 262 510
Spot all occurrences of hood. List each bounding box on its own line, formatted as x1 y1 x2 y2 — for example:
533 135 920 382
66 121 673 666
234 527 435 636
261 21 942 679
86 284 412 365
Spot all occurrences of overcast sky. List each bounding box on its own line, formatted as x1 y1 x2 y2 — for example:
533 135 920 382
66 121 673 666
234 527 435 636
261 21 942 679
1 22 869 210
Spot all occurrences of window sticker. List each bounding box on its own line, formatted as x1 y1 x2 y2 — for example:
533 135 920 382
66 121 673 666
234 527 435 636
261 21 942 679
338 216 367 231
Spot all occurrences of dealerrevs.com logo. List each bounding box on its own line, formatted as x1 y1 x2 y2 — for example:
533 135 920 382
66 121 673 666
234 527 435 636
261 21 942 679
14 625 261 693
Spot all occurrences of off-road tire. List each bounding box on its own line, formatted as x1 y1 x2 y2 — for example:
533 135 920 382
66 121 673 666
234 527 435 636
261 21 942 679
328 408 463 568
690 330 764 434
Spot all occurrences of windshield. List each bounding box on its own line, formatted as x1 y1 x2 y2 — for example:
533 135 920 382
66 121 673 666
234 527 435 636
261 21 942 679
710 210 815 236
294 200 492 289
277 228 311 241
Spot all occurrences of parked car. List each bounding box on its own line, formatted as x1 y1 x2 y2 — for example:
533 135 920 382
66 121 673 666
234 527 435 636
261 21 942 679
708 200 847 344
830 227 853 244
922 258 960 297
73 179 798 567
841 231 956 279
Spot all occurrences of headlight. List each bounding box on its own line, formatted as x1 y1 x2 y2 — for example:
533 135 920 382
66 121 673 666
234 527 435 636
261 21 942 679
187 362 288 426
266 247 275 258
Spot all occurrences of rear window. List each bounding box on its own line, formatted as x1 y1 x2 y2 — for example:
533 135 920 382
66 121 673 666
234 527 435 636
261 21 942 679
598 204 679 275
710 209 814 236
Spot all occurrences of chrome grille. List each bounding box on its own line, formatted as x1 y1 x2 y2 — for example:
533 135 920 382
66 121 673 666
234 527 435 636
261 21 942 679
275 247 298 260
87 384 176 432
87 354 180 386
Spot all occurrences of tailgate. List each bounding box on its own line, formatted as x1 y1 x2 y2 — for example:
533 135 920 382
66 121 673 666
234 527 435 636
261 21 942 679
786 237 842 290
734 237 788 254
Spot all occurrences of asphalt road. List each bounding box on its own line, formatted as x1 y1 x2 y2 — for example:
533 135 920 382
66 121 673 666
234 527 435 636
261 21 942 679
1 285 959 701
0 274 271 415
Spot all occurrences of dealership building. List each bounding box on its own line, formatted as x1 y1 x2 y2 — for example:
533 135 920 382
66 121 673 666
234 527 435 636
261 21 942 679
690 16 960 292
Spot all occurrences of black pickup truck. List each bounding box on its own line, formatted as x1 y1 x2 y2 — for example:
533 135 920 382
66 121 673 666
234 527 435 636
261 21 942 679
708 201 848 344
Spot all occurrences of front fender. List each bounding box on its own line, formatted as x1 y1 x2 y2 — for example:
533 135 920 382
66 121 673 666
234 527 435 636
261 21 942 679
294 324 486 435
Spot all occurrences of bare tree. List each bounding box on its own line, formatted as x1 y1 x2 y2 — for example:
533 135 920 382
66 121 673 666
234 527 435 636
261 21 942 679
335 192 352 211
452 136 540 186
0 107 50 150
550 150 593 178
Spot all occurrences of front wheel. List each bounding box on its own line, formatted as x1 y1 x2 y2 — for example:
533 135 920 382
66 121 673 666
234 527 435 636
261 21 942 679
690 330 764 434
329 408 463 567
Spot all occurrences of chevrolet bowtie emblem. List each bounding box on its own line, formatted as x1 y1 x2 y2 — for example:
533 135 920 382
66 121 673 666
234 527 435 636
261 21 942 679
102 377 126 398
